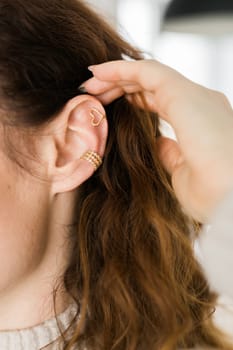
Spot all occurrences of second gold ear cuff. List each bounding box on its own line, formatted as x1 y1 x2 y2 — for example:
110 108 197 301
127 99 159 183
90 108 106 127
80 150 103 171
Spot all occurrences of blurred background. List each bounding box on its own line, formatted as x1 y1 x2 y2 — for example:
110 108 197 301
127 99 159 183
86 0 233 105
86 0 233 336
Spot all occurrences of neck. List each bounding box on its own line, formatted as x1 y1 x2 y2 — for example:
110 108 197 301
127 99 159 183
0 190 77 330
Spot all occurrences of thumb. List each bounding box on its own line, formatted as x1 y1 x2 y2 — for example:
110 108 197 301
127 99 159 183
157 137 184 175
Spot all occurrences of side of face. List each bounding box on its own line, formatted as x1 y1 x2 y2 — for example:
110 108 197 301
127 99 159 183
0 94 108 294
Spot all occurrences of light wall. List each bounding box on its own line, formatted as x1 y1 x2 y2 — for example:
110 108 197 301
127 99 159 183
85 0 233 106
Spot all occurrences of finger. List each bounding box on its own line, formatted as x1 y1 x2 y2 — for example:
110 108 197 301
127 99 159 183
88 60 141 82
84 83 145 105
94 88 161 113
126 91 159 113
94 87 125 105
82 76 141 96
88 59 179 91
94 89 160 110
88 60 191 121
80 77 116 95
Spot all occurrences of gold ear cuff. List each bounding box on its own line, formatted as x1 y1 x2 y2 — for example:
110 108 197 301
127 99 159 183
80 150 103 171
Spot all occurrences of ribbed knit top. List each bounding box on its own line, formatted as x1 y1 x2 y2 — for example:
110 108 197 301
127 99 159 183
0 302 79 350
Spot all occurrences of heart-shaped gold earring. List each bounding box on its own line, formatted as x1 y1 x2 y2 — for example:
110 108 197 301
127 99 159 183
90 108 106 127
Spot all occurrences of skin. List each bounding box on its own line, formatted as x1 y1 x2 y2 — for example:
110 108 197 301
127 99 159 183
81 59 233 223
0 95 108 330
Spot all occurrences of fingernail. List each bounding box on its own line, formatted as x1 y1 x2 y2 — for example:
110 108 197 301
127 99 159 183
88 65 95 72
78 85 87 93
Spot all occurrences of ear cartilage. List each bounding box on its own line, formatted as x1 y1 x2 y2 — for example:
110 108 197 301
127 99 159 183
80 150 103 171
90 108 106 127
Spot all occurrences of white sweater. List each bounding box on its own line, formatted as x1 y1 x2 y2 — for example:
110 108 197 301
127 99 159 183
0 302 79 349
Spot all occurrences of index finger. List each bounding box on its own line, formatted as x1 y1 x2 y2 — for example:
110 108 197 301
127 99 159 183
88 59 183 91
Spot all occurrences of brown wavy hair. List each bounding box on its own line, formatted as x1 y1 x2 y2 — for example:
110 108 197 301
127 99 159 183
0 0 231 349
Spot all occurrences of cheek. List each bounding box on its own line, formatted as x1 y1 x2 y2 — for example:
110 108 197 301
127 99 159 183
0 158 49 292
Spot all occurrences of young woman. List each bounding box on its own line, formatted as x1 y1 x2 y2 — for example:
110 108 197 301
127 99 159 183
0 0 232 349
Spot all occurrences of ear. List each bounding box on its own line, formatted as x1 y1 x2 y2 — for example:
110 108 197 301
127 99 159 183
47 95 108 195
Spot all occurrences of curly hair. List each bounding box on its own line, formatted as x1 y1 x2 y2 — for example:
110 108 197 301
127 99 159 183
0 0 231 349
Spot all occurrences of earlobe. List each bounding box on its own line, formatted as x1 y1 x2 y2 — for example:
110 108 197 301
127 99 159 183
50 95 108 194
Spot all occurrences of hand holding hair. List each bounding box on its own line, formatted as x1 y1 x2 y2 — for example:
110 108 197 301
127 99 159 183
82 59 233 223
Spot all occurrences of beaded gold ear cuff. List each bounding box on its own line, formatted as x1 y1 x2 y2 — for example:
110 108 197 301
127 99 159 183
90 108 106 127
80 150 103 171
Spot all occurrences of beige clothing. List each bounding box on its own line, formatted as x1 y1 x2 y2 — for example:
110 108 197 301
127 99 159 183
0 302 79 349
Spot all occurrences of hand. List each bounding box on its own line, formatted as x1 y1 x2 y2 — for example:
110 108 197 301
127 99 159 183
81 59 233 223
